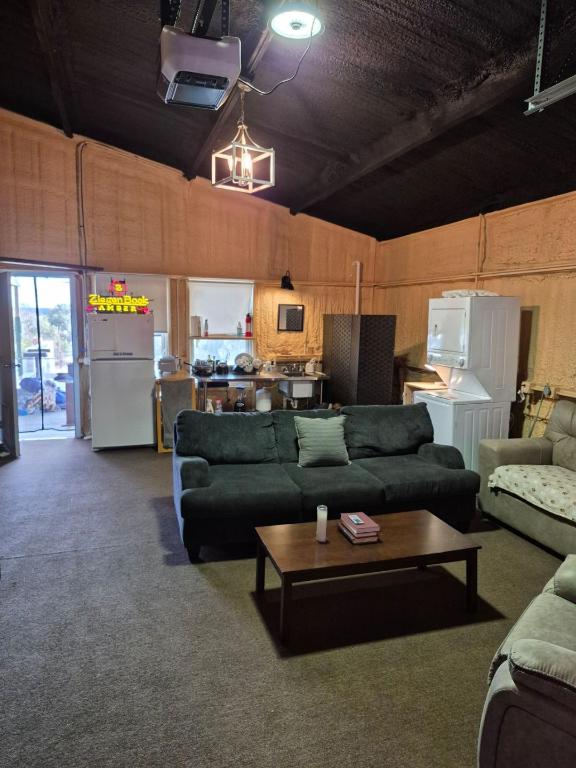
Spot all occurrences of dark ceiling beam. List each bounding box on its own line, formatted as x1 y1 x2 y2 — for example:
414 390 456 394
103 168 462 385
290 55 537 216
30 0 76 138
160 0 182 28
192 0 219 37
183 26 273 180
247 119 350 161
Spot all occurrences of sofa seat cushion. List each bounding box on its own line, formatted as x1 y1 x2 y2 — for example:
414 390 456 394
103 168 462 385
489 593 576 681
282 462 384 517
356 455 479 502
180 464 301 521
341 403 433 459
488 464 576 522
175 410 279 464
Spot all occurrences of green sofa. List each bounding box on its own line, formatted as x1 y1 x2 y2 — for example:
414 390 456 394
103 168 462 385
173 404 480 561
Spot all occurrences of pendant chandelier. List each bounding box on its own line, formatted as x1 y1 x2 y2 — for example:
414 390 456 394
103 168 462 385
211 84 275 194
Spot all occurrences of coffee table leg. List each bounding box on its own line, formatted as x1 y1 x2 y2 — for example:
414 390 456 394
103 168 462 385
466 551 478 612
280 576 292 643
256 540 266 593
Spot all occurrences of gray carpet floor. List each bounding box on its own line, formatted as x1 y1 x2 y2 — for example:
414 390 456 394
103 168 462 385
0 439 562 768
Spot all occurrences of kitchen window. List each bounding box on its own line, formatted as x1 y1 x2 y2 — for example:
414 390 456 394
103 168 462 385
188 279 254 365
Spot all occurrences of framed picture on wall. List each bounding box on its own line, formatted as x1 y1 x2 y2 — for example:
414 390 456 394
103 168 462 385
278 304 304 332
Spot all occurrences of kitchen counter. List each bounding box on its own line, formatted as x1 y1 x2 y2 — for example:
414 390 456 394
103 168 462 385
190 371 329 383
189 370 329 410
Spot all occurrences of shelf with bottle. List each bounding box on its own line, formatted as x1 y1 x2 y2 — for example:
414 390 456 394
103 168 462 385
189 334 254 340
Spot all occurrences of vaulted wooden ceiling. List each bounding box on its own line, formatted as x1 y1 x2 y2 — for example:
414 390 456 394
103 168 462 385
2 1 576 239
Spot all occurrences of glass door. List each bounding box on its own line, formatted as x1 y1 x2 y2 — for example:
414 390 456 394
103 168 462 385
0 272 20 459
11 274 77 438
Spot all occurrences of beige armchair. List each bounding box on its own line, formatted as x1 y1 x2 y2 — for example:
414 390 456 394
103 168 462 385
478 400 576 556
478 556 576 768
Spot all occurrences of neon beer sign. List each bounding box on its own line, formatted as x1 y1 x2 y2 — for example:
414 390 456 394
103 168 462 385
86 279 151 314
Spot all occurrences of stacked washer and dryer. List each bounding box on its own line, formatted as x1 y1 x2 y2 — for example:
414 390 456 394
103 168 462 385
414 296 521 471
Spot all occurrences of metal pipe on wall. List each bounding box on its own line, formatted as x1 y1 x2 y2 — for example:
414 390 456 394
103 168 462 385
352 260 361 315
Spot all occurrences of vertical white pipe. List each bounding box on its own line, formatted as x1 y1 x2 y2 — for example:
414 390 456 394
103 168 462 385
352 261 361 315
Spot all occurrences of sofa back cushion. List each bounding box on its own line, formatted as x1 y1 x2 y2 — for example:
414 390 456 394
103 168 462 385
272 409 337 463
545 400 576 471
341 403 433 459
175 410 279 464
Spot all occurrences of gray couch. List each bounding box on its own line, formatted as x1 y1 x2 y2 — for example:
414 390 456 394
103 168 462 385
173 403 480 561
479 400 576 556
478 555 576 768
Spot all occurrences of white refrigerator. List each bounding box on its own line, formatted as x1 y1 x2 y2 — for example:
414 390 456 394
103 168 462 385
88 313 155 449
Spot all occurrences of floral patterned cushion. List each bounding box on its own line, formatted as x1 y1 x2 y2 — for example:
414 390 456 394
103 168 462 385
488 465 576 522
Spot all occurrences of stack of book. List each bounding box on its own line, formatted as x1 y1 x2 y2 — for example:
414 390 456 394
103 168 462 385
339 512 381 544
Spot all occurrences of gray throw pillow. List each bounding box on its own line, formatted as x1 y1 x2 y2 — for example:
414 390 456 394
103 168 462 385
294 415 350 467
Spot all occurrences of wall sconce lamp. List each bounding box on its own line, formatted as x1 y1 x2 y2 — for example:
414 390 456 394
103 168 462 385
281 271 295 290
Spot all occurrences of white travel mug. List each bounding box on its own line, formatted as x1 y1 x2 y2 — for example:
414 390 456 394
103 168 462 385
316 505 328 543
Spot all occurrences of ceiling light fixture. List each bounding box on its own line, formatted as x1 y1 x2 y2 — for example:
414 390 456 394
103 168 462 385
211 83 275 194
270 2 322 40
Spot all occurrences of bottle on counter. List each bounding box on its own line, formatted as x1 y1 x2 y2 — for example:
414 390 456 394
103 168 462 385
203 319 209 337
206 398 214 414
245 312 252 338
236 321 242 337
215 399 223 414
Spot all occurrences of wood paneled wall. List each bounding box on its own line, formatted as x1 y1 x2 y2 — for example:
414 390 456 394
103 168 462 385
0 112 78 263
0 110 373 283
254 284 374 360
0 110 375 363
3 108 576 395
375 192 576 391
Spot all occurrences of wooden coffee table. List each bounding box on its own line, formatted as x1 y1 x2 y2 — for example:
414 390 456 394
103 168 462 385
255 509 481 643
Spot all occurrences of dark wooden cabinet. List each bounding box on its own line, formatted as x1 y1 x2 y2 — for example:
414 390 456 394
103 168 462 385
322 314 396 405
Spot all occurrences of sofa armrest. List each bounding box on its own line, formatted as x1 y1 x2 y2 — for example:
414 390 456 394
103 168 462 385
479 655 576 768
481 437 553 467
174 455 210 490
509 639 576 712
478 438 553 514
417 442 465 469
553 555 576 605
172 455 211 519
418 443 464 469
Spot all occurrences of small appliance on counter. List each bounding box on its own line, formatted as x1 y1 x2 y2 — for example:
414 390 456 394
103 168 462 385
305 357 319 375
158 355 180 376
255 388 272 412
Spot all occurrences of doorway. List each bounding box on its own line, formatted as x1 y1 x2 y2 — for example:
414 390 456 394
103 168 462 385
10 274 79 440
